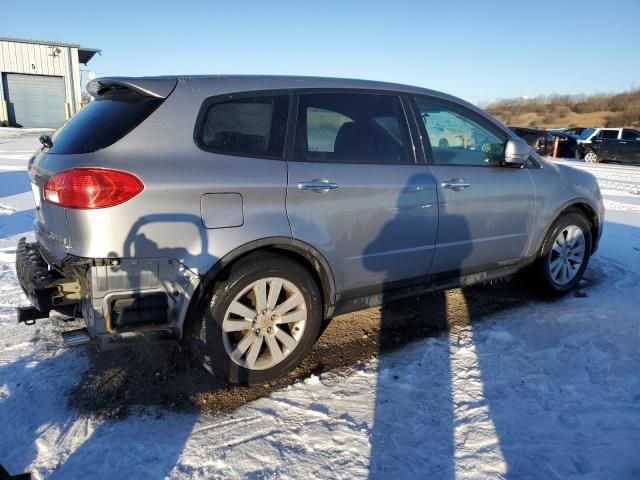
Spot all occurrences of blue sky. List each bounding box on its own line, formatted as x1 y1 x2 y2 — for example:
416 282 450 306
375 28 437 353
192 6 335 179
4 0 639 104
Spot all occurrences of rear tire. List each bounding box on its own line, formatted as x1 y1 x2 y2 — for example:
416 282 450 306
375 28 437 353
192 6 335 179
191 253 322 385
532 212 592 294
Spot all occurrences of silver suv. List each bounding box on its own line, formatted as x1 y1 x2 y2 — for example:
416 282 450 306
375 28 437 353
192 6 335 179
17 75 604 384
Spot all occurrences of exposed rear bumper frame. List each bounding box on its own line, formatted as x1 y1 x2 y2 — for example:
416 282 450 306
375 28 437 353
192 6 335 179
15 237 74 313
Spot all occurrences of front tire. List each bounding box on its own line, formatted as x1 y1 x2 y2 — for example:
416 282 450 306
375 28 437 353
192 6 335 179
584 150 599 163
533 212 592 294
192 253 322 385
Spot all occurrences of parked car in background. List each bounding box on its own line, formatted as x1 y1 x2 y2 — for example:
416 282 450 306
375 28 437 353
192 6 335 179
17 75 603 384
548 131 579 158
576 128 640 163
576 127 640 163
550 127 590 137
509 127 553 156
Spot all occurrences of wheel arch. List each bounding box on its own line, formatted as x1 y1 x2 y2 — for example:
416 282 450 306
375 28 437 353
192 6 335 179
534 199 601 256
182 237 337 337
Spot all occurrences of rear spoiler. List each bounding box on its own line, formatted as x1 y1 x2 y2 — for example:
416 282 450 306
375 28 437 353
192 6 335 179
86 77 178 99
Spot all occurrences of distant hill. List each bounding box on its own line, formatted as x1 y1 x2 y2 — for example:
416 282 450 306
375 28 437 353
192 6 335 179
482 89 640 129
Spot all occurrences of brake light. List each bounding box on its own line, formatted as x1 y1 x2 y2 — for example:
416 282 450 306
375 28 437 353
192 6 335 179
43 168 144 209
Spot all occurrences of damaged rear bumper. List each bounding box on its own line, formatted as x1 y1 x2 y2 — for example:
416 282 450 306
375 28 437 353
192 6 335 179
15 237 199 350
15 237 80 315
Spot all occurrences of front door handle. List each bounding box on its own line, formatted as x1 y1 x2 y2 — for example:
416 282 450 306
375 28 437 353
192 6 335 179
298 179 339 193
441 179 471 191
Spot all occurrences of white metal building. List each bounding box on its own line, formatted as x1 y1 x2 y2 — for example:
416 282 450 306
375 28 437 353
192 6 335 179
0 37 100 128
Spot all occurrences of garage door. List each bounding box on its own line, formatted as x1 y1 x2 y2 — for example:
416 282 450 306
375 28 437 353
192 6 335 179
5 74 66 128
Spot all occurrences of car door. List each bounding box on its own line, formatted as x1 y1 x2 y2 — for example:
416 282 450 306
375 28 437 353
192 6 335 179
595 129 621 160
620 129 640 164
286 91 438 295
411 95 535 277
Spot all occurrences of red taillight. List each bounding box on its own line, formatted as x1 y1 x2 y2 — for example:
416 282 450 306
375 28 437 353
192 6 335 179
43 168 144 209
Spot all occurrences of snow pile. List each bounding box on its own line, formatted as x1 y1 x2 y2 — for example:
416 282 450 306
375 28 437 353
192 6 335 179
1 134 639 479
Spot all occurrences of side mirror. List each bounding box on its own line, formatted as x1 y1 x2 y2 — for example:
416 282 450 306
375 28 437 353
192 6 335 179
503 138 529 166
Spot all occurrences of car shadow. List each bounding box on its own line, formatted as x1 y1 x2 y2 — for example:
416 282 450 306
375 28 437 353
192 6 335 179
0 208 36 239
0 170 31 198
468 220 640 478
364 177 474 478
61 177 533 478
0 170 35 240
366 214 640 477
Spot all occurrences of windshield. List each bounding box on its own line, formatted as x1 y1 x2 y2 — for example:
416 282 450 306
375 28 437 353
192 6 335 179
578 128 596 140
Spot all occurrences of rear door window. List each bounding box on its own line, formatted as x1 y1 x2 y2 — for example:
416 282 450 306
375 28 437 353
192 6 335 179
294 92 413 164
196 94 290 159
622 129 640 141
48 90 163 154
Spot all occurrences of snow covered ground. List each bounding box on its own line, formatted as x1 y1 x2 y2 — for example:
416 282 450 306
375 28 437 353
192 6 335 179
1 129 639 479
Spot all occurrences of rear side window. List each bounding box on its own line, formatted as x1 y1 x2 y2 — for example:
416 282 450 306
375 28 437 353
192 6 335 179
622 129 640 140
48 91 163 154
294 93 412 164
196 94 289 158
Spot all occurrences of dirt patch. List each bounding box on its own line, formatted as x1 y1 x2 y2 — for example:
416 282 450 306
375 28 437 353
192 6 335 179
68 277 547 418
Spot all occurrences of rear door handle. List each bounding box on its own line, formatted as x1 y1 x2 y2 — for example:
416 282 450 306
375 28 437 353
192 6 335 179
441 179 471 191
297 179 339 193
620 141 627 144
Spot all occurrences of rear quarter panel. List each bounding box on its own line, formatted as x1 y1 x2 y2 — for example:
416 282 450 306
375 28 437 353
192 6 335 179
52 78 291 275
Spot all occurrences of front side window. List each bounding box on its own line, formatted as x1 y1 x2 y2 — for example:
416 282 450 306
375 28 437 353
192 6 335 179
414 97 506 166
598 129 619 140
197 94 289 158
294 93 412 164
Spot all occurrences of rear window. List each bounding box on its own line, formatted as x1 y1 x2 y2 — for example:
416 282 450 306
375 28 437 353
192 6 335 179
622 129 640 140
196 94 290 159
48 91 163 154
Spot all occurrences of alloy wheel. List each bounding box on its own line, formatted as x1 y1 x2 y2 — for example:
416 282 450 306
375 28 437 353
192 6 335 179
222 277 307 370
584 151 598 163
548 225 586 286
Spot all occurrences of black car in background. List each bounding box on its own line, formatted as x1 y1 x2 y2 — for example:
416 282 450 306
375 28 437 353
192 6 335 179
551 127 590 137
511 127 579 158
578 128 640 164
548 131 579 158
509 127 553 155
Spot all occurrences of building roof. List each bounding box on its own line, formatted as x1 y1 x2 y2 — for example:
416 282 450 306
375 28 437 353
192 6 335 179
0 37 101 65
